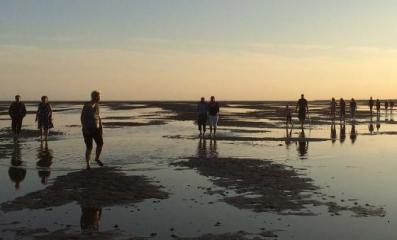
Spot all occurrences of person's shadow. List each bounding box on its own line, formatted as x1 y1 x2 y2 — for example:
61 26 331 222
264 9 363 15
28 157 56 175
36 141 54 185
297 130 309 159
8 142 26 190
285 126 293 148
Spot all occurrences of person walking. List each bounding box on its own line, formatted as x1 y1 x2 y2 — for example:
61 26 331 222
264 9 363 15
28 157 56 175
376 99 381 116
207 96 220 138
81 91 104 169
35 96 53 141
296 94 309 130
197 97 208 138
8 95 27 140
350 98 357 120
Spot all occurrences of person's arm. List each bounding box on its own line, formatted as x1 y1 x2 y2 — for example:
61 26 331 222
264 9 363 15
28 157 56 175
35 105 40 122
21 103 27 118
81 105 87 130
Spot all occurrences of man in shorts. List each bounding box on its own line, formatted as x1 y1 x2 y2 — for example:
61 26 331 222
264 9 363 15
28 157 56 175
197 97 208 137
296 94 309 130
81 91 104 169
207 96 220 137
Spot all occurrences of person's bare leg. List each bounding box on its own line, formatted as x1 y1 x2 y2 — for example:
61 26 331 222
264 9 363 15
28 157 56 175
85 147 92 169
209 126 213 137
213 126 217 136
44 129 49 141
94 144 104 166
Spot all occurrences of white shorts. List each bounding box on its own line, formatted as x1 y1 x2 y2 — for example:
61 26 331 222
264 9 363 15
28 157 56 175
208 115 219 127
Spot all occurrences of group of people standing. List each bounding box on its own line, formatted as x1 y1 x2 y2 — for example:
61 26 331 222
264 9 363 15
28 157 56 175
9 95 53 141
368 97 394 116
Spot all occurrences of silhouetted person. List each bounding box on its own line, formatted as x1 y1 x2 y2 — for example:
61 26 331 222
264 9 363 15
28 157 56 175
385 101 389 113
197 97 208 138
350 123 357 144
285 105 293 127
8 95 27 140
8 142 26 189
36 96 53 142
81 91 104 170
36 141 53 185
376 99 381 116
340 122 346 144
390 101 394 112
330 98 337 121
339 98 346 122
369 116 374 134
350 98 357 121
330 122 337 144
207 96 220 138
369 97 374 115
297 130 309 158
296 94 309 130
81 207 102 233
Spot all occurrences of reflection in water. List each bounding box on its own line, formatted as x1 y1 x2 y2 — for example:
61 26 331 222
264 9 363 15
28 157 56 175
196 138 218 159
36 141 54 185
340 122 346 144
350 123 357 144
285 126 293 148
81 207 102 233
297 130 309 159
376 115 381 132
330 122 337 144
8 142 26 190
369 116 374 134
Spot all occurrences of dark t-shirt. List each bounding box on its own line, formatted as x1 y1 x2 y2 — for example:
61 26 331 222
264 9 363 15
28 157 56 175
9 102 27 119
297 99 308 113
208 102 219 116
81 103 101 130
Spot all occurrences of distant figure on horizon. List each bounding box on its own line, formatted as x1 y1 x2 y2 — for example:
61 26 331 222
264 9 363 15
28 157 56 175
339 98 346 122
36 96 53 142
81 91 104 170
369 97 374 115
350 98 357 121
296 94 309 130
376 99 381 116
207 96 220 138
197 97 208 138
390 100 394 113
8 95 27 140
285 105 293 127
385 101 389 113
330 98 337 121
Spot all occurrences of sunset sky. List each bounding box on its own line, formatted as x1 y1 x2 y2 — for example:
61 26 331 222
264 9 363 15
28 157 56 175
1 0 397 100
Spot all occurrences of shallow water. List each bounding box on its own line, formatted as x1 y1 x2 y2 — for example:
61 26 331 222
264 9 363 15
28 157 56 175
0 101 396 239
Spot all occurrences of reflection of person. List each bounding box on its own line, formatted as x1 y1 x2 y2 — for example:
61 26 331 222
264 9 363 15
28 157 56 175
8 142 26 189
207 96 220 138
369 116 374 134
81 91 104 169
330 122 337 144
297 130 309 158
296 94 309 130
285 125 293 148
376 115 381 132
209 139 218 159
285 105 293 127
36 96 53 141
36 141 54 184
81 207 102 233
8 95 27 140
340 122 346 144
197 97 208 138
197 138 207 159
350 123 357 144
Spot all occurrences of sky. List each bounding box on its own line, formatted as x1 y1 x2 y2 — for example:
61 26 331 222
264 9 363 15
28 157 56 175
1 0 397 100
